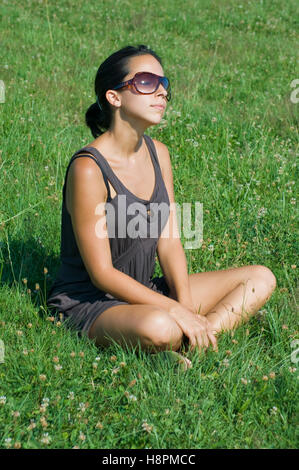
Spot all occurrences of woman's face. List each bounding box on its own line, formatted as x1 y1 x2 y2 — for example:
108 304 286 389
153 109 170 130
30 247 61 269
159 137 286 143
111 54 169 125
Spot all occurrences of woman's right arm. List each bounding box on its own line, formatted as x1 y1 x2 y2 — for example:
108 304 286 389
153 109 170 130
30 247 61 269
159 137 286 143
66 157 217 352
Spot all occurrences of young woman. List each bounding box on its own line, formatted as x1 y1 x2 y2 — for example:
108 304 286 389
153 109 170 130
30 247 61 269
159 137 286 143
47 44 276 367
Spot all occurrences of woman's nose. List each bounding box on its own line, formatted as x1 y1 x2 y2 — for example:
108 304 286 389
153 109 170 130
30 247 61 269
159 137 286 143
156 83 168 99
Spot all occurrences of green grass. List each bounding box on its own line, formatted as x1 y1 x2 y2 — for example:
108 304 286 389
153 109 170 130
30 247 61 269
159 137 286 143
0 0 298 449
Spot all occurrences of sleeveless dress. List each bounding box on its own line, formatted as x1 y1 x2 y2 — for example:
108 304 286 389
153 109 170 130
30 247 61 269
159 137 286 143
46 134 171 338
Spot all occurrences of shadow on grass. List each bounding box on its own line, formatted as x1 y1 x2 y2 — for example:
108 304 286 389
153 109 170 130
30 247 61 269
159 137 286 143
0 234 60 316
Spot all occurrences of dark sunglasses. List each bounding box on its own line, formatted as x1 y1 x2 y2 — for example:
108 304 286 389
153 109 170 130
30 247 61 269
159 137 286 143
113 71 171 101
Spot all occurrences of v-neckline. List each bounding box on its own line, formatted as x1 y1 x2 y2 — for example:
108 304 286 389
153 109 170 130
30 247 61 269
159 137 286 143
84 135 158 205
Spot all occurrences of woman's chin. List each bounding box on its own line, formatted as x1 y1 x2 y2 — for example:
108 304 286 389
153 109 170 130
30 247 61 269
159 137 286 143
145 114 165 126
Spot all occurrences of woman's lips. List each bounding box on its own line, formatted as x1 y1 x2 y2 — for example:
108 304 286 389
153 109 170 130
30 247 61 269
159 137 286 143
151 105 165 110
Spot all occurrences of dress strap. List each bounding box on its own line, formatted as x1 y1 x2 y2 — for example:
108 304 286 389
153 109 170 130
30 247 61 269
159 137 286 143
79 146 126 196
84 135 161 204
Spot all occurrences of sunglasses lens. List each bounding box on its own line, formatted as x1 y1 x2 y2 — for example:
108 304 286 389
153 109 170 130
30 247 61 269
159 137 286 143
134 73 171 100
135 73 159 93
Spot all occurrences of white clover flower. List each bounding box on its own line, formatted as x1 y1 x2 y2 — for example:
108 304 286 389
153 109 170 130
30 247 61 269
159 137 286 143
4 438 12 448
27 420 36 430
270 406 278 415
257 207 267 218
40 433 51 445
78 402 86 412
128 394 137 402
142 420 153 433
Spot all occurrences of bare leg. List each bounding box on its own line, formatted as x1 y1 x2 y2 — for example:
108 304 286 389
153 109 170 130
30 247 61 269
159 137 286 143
186 265 276 335
88 303 188 353
88 304 192 369
205 276 276 334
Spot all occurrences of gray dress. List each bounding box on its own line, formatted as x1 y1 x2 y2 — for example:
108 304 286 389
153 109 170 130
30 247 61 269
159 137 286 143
47 134 171 337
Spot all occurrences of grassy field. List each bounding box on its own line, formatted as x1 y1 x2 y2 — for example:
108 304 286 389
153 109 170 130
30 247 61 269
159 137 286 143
0 0 298 449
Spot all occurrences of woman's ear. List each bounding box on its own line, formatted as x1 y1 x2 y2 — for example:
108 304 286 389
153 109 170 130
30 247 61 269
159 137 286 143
105 90 121 109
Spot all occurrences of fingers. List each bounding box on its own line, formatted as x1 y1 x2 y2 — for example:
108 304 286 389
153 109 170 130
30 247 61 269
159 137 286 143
189 333 203 352
189 330 209 352
207 331 218 352
181 313 218 354
201 331 210 350
189 335 197 352
206 322 218 352
189 328 218 353
197 317 218 352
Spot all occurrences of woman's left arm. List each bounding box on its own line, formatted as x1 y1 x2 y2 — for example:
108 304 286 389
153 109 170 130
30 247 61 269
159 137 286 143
157 239 196 313
154 140 196 314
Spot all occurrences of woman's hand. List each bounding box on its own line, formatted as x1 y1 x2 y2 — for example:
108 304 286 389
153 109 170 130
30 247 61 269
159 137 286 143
168 302 218 353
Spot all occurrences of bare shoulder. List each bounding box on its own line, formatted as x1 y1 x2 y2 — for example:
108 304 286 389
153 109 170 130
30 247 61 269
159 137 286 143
66 154 108 214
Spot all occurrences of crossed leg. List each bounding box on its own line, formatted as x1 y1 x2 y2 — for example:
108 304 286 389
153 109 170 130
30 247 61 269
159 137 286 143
187 264 277 334
88 303 184 353
88 264 276 358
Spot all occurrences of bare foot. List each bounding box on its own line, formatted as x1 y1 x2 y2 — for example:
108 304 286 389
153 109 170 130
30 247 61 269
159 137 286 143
152 351 192 371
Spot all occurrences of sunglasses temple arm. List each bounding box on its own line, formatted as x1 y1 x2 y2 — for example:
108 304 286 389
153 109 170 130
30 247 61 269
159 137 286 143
113 79 132 90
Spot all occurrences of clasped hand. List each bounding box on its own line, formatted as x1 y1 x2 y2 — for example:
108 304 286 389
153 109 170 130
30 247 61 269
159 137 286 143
168 302 218 353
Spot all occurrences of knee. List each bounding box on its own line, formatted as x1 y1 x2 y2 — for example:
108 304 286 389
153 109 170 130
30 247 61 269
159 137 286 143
141 309 184 351
253 265 277 294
